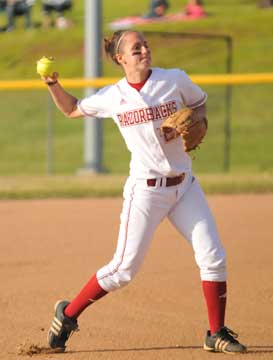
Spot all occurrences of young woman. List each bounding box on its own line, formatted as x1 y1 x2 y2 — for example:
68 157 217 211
42 30 246 355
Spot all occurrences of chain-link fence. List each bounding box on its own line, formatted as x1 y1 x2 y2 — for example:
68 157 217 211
1 32 273 175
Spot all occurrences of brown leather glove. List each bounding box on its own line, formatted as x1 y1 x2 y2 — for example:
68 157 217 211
160 107 208 152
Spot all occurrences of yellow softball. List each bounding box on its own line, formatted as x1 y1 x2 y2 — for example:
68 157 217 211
36 56 56 77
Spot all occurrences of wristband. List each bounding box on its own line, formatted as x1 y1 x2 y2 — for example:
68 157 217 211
47 80 58 86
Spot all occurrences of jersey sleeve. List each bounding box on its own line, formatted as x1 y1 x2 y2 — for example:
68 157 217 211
77 86 113 118
177 70 207 108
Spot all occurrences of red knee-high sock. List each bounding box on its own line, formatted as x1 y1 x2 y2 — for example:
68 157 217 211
202 281 226 335
64 274 108 319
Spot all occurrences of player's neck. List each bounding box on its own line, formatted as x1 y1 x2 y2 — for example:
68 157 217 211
125 69 151 84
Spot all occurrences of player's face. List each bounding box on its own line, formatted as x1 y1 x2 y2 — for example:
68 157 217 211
117 32 151 74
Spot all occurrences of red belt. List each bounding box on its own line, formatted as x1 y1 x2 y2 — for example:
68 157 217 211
147 173 185 187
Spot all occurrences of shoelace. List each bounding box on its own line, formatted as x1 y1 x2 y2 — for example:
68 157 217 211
67 326 80 341
223 326 239 339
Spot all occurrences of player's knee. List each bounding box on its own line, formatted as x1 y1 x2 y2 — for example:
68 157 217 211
97 259 140 291
200 258 226 281
99 268 136 291
114 268 135 288
196 250 227 281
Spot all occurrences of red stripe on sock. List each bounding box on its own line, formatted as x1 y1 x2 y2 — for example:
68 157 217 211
202 280 226 335
64 274 108 319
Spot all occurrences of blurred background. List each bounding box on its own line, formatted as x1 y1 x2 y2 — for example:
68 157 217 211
0 0 272 184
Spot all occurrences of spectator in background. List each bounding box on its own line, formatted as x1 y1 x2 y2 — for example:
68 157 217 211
257 0 273 7
0 0 6 11
143 0 169 19
5 0 34 31
42 0 73 29
0 0 6 31
184 0 206 18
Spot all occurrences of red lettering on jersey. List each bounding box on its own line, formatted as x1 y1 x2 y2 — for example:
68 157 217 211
117 101 177 127
123 112 130 126
165 102 173 116
154 106 162 120
172 101 178 112
139 109 146 123
145 107 154 121
133 111 139 124
160 104 168 117
126 112 131 125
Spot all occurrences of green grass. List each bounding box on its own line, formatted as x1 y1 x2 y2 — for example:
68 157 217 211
0 0 273 189
0 173 272 199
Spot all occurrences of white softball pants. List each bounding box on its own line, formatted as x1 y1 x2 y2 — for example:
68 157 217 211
97 173 226 292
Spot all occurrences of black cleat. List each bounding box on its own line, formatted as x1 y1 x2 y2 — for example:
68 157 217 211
204 326 247 354
48 300 78 350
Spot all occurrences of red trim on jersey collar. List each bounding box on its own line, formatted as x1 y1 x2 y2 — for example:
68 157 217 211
127 70 152 92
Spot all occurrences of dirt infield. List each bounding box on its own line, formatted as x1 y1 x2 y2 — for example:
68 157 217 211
1 195 273 360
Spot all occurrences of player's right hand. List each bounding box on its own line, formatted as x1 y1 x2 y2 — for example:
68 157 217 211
42 72 59 86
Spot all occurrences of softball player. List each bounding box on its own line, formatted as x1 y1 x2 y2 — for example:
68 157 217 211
42 30 246 354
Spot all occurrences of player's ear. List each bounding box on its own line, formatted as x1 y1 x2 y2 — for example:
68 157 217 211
115 53 123 65
116 54 125 65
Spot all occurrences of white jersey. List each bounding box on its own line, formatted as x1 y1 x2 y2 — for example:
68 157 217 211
78 67 207 179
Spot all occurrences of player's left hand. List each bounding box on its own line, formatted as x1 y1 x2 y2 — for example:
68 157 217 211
160 107 208 152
